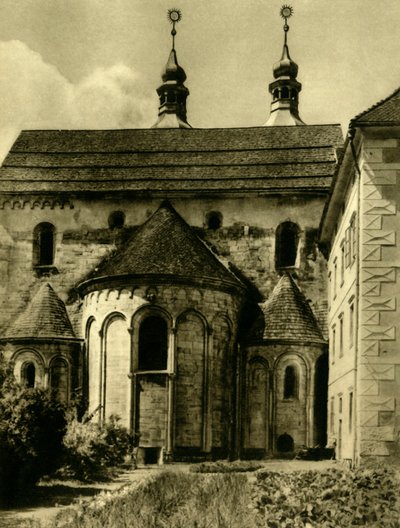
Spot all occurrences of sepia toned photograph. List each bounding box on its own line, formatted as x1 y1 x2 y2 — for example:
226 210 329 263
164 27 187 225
0 0 399 526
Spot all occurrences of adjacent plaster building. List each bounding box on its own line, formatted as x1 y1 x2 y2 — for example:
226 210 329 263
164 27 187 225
0 11 346 462
320 88 400 466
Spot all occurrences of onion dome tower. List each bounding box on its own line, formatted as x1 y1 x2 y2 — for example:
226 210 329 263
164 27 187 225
153 9 191 129
265 6 305 126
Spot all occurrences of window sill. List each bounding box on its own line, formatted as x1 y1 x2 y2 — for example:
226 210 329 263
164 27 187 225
34 265 58 277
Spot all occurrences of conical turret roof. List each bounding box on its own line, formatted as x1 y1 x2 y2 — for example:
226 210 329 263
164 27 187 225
5 283 76 340
80 202 243 293
249 273 325 344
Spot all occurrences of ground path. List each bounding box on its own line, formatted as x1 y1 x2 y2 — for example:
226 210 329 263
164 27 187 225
0 460 336 527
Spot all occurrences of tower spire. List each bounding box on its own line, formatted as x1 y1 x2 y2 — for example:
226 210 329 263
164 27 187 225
152 9 191 129
265 6 305 126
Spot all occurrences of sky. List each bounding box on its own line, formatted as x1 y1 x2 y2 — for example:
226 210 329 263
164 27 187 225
0 0 399 158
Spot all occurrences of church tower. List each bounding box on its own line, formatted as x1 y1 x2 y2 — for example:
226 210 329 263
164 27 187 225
265 6 304 126
153 9 191 129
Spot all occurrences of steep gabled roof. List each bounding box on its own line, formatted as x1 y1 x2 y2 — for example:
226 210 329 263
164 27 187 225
351 86 400 125
5 283 76 340
249 273 325 344
0 125 343 195
79 201 243 293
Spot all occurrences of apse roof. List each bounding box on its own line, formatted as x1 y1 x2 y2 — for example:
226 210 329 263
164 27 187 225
4 283 76 340
249 273 325 344
0 125 342 195
351 86 400 125
79 201 243 293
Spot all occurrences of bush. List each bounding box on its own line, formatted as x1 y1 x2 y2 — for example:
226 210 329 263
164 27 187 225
62 415 135 481
253 467 399 528
0 381 67 504
190 460 264 473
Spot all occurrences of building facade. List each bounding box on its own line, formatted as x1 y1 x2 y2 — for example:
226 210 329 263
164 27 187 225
320 88 400 466
0 12 344 462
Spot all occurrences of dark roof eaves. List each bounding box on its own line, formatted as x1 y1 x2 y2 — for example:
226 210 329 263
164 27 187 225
0 336 83 343
245 336 327 347
77 272 246 297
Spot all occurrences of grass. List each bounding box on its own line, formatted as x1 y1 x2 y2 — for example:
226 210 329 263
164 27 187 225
6 465 400 528
190 459 264 473
53 471 258 528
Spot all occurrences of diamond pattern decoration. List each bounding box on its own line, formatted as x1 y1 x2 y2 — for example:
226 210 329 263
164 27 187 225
362 267 395 282
363 297 396 311
364 200 396 215
364 170 396 185
362 326 395 340
364 230 395 245
361 341 380 356
362 283 381 296
363 246 381 261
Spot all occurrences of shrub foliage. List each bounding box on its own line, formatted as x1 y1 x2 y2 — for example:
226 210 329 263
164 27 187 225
0 359 66 503
62 415 134 481
254 467 399 528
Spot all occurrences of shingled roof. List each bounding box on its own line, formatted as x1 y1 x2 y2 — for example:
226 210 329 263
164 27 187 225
248 273 325 344
4 283 76 340
351 86 400 126
79 201 243 294
0 125 342 195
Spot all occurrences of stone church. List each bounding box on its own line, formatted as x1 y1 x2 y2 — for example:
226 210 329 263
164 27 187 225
0 10 344 463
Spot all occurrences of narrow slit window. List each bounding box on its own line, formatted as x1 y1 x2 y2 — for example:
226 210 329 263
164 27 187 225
33 223 55 267
22 362 36 388
283 365 298 399
275 222 300 269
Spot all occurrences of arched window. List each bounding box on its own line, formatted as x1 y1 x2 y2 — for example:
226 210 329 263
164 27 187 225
22 362 36 388
33 222 55 267
138 316 168 371
284 365 298 399
50 358 69 403
281 87 289 99
275 221 300 269
108 211 125 229
273 89 279 100
205 211 222 230
277 433 294 452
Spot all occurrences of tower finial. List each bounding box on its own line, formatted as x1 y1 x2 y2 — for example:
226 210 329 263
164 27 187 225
264 5 304 126
168 9 182 50
280 5 293 47
152 8 191 129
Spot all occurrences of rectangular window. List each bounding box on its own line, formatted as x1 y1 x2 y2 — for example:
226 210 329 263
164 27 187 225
349 301 354 347
328 272 332 309
331 325 336 364
349 392 353 433
350 213 357 263
340 241 345 285
339 396 343 414
333 258 337 298
330 397 335 432
339 314 344 358
344 227 351 267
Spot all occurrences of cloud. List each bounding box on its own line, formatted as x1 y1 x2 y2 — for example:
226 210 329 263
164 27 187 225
0 40 155 132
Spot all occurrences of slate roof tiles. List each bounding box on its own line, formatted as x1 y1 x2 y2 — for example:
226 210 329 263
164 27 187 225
249 273 325 344
351 86 400 125
0 125 343 194
5 283 76 340
80 201 243 292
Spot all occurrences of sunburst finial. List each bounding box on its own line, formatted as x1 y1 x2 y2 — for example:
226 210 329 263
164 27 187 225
167 9 182 49
280 5 293 44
